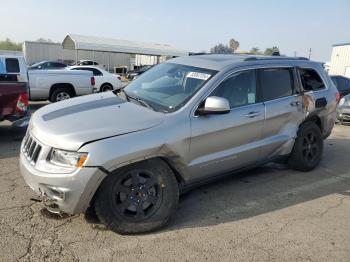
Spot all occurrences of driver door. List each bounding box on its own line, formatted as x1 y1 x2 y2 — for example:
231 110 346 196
188 69 265 181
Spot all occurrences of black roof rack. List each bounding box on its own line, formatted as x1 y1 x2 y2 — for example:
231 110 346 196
244 56 309 61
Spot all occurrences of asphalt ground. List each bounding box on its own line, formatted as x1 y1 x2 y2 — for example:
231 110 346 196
0 103 349 261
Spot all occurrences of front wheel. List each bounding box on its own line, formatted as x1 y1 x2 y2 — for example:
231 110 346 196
94 159 179 234
288 122 323 171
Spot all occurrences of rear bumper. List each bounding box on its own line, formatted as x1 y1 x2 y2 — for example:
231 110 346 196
20 151 106 214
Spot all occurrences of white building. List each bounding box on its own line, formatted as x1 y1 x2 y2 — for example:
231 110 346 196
23 34 188 72
329 43 350 77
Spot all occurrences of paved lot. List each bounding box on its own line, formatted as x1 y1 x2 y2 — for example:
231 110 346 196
0 112 350 261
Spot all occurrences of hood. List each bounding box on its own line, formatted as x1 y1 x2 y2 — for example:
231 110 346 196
30 92 165 151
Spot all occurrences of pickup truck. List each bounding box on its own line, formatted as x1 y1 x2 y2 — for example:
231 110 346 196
0 53 29 124
28 69 95 102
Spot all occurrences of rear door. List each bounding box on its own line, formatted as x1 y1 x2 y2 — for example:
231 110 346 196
189 69 265 180
258 67 304 160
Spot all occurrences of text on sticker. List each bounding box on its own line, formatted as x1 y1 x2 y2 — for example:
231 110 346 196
187 72 211 81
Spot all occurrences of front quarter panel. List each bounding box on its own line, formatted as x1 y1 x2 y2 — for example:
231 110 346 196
80 116 191 181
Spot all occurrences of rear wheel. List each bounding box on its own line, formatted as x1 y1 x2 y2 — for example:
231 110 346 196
50 88 74 102
288 122 323 171
94 159 179 234
100 84 113 92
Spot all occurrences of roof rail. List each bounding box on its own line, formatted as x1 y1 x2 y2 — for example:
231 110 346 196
244 56 309 61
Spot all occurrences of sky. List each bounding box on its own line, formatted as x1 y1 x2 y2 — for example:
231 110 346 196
1 0 349 62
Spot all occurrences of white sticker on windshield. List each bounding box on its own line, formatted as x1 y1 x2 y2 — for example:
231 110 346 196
248 93 256 104
187 72 211 81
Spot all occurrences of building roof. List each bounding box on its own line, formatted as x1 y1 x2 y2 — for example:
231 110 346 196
62 34 188 57
332 43 350 47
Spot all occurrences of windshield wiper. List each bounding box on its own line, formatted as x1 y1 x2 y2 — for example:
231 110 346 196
128 94 157 112
117 89 156 111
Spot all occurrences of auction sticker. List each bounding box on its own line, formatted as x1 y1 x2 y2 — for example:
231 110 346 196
187 72 211 81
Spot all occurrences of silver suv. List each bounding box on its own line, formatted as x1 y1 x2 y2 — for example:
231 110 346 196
20 55 338 234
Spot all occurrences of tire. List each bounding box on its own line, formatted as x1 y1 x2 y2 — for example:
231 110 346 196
288 122 323 171
50 88 74 102
100 84 113 92
94 159 179 234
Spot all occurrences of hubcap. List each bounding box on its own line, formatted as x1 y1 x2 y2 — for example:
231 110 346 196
112 170 160 220
56 92 70 101
301 131 319 162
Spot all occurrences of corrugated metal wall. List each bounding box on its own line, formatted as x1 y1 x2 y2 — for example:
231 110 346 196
23 41 133 71
329 45 350 76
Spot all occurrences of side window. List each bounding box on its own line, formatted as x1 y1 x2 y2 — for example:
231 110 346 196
299 68 325 91
259 68 294 101
52 62 66 68
5 58 20 73
92 68 102 76
211 70 257 108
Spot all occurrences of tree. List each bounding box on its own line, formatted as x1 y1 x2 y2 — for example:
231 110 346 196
0 38 22 51
210 43 233 54
264 46 280 56
229 38 240 53
36 38 53 43
249 47 262 55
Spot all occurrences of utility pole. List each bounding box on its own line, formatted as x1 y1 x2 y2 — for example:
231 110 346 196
308 48 312 59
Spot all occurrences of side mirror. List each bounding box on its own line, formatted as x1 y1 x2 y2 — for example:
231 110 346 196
197 96 230 115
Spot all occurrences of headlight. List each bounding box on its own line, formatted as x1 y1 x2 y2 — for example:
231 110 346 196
339 97 345 106
49 149 88 168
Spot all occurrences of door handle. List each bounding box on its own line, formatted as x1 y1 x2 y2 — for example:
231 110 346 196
290 101 301 107
245 111 261 118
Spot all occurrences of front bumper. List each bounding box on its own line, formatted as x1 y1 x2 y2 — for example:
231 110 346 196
19 141 106 214
337 106 350 121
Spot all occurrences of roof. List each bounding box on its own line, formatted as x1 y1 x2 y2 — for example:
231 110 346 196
169 54 310 70
332 43 350 47
62 34 188 57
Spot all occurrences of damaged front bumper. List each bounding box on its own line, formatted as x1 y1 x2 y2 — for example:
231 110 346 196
20 152 106 214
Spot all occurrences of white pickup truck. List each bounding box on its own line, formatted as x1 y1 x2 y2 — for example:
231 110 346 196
28 69 95 102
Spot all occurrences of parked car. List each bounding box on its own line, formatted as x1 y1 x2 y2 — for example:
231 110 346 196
336 94 350 122
330 76 350 122
126 65 153 80
28 61 68 70
69 66 122 91
28 69 95 102
330 75 350 98
0 53 29 124
20 55 338 234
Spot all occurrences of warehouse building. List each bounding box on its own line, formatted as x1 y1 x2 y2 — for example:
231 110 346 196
329 43 350 77
23 34 188 72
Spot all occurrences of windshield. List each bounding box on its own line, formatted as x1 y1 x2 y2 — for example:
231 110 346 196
124 63 217 112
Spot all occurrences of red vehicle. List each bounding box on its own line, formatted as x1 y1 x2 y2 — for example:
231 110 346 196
0 81 29 122
0 53 29 126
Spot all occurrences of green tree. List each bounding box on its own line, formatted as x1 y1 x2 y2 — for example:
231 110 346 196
210 43 233 54
0 38 22 51
229 38 240 53
264 46 280 55
249 47 262 55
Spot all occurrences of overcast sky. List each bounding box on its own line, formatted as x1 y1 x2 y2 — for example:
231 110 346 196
1 0 349 61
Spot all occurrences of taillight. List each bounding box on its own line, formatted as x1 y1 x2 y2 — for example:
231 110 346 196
16 93 29 113
336 92 341 102
91 76 95 86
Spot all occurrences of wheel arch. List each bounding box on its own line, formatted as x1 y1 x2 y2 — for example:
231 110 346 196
100 82 113 92
49 83 76 99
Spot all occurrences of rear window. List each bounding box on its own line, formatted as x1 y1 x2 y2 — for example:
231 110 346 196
258 68 295 101
299 68 325 91
0 74 18 82
5 58 20 73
